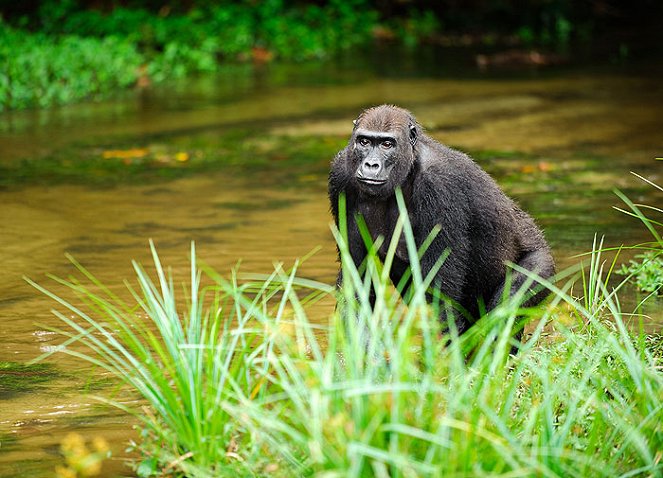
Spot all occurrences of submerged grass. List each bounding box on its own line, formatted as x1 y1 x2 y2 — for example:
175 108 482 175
30 190 663 477
0 131 340 188
0 361 60 398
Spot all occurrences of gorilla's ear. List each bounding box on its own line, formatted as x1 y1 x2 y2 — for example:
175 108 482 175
352 119 358 130
409 124 417 146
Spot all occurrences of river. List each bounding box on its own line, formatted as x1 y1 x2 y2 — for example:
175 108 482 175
1 52 662 476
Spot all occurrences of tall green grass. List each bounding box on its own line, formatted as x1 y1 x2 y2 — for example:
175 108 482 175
30 189 662 477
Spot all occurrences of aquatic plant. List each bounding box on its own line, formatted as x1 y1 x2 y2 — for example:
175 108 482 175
618 251 663 295
0 361 59 398
0 128 343 188
614 173 663 296
30 192 663 477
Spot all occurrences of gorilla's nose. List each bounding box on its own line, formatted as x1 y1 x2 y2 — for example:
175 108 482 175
363 159 381 172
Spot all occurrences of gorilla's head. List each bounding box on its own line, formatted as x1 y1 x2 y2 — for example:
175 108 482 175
349 105 420 197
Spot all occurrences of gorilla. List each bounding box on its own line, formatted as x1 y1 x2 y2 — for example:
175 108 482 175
328 104 555 334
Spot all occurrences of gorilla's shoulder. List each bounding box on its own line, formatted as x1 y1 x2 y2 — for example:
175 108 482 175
417 139 479 178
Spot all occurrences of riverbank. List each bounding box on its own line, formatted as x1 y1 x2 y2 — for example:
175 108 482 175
3 1 659 112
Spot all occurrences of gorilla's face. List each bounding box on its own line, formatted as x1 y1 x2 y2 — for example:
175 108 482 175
350 127 416 198
347 105 419 198
353 128 398 186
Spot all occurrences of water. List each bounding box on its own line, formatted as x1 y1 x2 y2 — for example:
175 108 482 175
1 54 662 475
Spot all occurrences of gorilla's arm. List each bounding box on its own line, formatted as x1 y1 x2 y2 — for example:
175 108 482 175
487 211 555 310
328 149 368 287
328 150 350 224
412 165 473 331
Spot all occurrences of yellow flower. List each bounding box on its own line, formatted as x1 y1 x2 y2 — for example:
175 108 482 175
54 465 77 478
61 432 87 459
92 437 110 455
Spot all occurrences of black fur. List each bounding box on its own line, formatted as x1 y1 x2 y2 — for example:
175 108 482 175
329 104 555 333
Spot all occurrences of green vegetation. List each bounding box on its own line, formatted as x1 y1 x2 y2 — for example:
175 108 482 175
1 1 378 111
0 361 60 398
614 174 663 296
3 0 655 111
30 186 663 477
0 23 142 110
35 1 376 63
619 251 663 295
0 131 342 188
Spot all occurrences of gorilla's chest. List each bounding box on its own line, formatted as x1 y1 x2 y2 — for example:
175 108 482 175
357 199 409 261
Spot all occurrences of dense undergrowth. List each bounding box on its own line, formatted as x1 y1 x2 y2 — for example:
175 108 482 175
0 24 141 110
1 1 379 111
0 0 597 112
29 180 663 477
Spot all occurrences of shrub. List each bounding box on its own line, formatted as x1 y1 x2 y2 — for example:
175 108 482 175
0 22 142 111
1 2 380 109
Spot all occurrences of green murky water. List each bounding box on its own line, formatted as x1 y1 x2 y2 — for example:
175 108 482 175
1 56 662 476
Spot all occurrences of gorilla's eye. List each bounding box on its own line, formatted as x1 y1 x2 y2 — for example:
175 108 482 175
382 140 395 149
358 138 370 147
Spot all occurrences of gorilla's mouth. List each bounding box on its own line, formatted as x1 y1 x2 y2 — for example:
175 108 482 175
357 177 387 185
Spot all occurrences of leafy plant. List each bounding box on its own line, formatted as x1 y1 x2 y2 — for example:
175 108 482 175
1 1 383 110
618 251 663 294
614 173 663 296
0 21 142 111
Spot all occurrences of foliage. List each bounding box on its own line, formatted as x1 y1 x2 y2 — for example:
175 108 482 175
29 188 663 477
389 9 441 48
33 0 377 63
516 10 573 47
3 0 631 111
1 1 380 110
0 21 141 111
614 173 663 296
618 251 663 295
